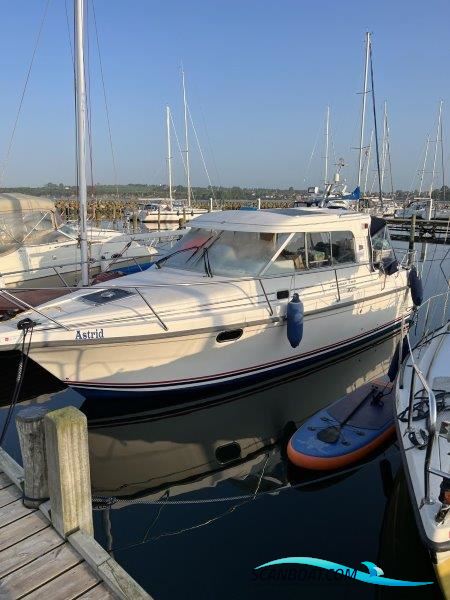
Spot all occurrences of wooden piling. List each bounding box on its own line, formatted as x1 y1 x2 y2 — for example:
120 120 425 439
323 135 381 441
157 206 161 231
16 407 49 509
44 407 93 538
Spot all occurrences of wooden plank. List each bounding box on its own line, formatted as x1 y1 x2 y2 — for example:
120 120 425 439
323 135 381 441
0 527 64 578
0 543 82 598
0 511 49 552
23 562 100 600
77 583 118 600
0 447 24 490
0 499 32 528
0 485 21 508
0 473 13 490
69 531 152 600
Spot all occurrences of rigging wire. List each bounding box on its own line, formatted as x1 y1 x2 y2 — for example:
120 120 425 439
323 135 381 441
0 0 51 187
170 112 196 203
187 105 217 204
92 0 119 200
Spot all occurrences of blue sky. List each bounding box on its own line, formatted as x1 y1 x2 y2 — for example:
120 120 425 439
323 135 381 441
0 0 449 190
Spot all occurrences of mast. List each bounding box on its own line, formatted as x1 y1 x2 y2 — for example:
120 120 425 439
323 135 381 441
369 35 384 211
380 101 387 192
363 129 374 195
74 0 89 286
324 106 330 187
428 100 443 218
419 135 430 196
430 100 443 199
166 106 173 209
357 32 370 189
181 68 191 208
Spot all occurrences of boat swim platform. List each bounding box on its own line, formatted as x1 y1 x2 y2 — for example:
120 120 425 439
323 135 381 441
0 407 153 600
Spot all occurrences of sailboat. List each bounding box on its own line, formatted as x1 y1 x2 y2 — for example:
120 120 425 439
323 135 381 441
137 75 211 224
394 291 450 598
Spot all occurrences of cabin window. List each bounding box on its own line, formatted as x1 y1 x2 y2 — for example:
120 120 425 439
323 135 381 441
330 231 356 264
161 228 289 276
22 211 56 245
307 232 332 268
371 224 394 263
0 213 24 255
266 233 307 274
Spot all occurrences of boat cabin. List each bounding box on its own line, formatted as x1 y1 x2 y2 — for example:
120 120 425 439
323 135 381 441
160 208 395 278
0 193 66 255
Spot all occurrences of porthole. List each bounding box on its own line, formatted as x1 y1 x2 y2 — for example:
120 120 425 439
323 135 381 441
216 329 243 343
215 442 241 464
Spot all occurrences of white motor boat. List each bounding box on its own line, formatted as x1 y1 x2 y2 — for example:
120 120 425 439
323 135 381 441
136 199 209 223
395 306 450 599
0 208 414 400
0 193 160 290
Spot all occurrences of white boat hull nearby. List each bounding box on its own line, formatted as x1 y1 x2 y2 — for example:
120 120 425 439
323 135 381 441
395 316 450 598
0 208 414 401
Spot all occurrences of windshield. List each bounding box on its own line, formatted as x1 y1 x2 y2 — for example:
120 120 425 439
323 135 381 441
161 228 289 276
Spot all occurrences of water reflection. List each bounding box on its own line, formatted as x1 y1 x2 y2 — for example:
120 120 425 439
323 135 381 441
84 333 398 502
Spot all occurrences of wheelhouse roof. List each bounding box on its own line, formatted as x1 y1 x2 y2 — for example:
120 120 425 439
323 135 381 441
190 208 371 233
0 193 56 213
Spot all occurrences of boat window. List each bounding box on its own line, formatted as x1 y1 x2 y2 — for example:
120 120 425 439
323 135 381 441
371 225 394 263
162 228 289 276
22 211 56 245
266 233 307 274
307 232 332 268
0 212 24 255
330 231 356 264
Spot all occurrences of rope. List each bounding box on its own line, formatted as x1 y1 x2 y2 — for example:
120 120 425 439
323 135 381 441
0 322 34 447
92 457 377 509
0 0 51 186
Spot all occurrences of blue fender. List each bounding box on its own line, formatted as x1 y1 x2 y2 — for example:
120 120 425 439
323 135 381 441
286 293 304 348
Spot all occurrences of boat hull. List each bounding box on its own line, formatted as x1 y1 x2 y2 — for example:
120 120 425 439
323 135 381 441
30 310 401 399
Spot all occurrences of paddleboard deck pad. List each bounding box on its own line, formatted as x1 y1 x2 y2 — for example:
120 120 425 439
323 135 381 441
288 378 395 470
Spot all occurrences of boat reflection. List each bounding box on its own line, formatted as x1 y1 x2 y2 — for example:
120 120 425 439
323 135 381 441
83 332 399 503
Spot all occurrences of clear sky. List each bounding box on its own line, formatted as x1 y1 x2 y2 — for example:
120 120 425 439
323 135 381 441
0 0 449 191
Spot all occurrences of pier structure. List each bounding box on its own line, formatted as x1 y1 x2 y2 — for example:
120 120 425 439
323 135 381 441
0 406 152 600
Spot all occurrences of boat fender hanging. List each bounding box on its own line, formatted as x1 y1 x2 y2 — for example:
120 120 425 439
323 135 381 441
286 293 304 348
387 336 409 382
408 266 423 306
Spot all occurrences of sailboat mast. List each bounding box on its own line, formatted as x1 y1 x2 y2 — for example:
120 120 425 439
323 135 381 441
166 106 173 209
380 101 387 191
363 129 374 195
324 106 330 187
181 68 191 208
430 100 443 199
357 32 370 189
74 0 89 287
419 135 430 196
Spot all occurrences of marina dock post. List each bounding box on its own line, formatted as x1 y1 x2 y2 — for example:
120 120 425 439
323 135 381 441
10 405 153 599
16 407 49 509
44 407 93 537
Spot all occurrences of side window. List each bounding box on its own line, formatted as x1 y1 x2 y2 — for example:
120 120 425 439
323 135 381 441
331 231 356 264
267 233 307 273
307 232 331 268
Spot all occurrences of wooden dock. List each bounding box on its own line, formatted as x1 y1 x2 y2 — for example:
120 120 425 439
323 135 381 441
0 408 152 600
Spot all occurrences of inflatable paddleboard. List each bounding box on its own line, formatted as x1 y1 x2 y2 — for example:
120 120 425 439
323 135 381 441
287 378 395 471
